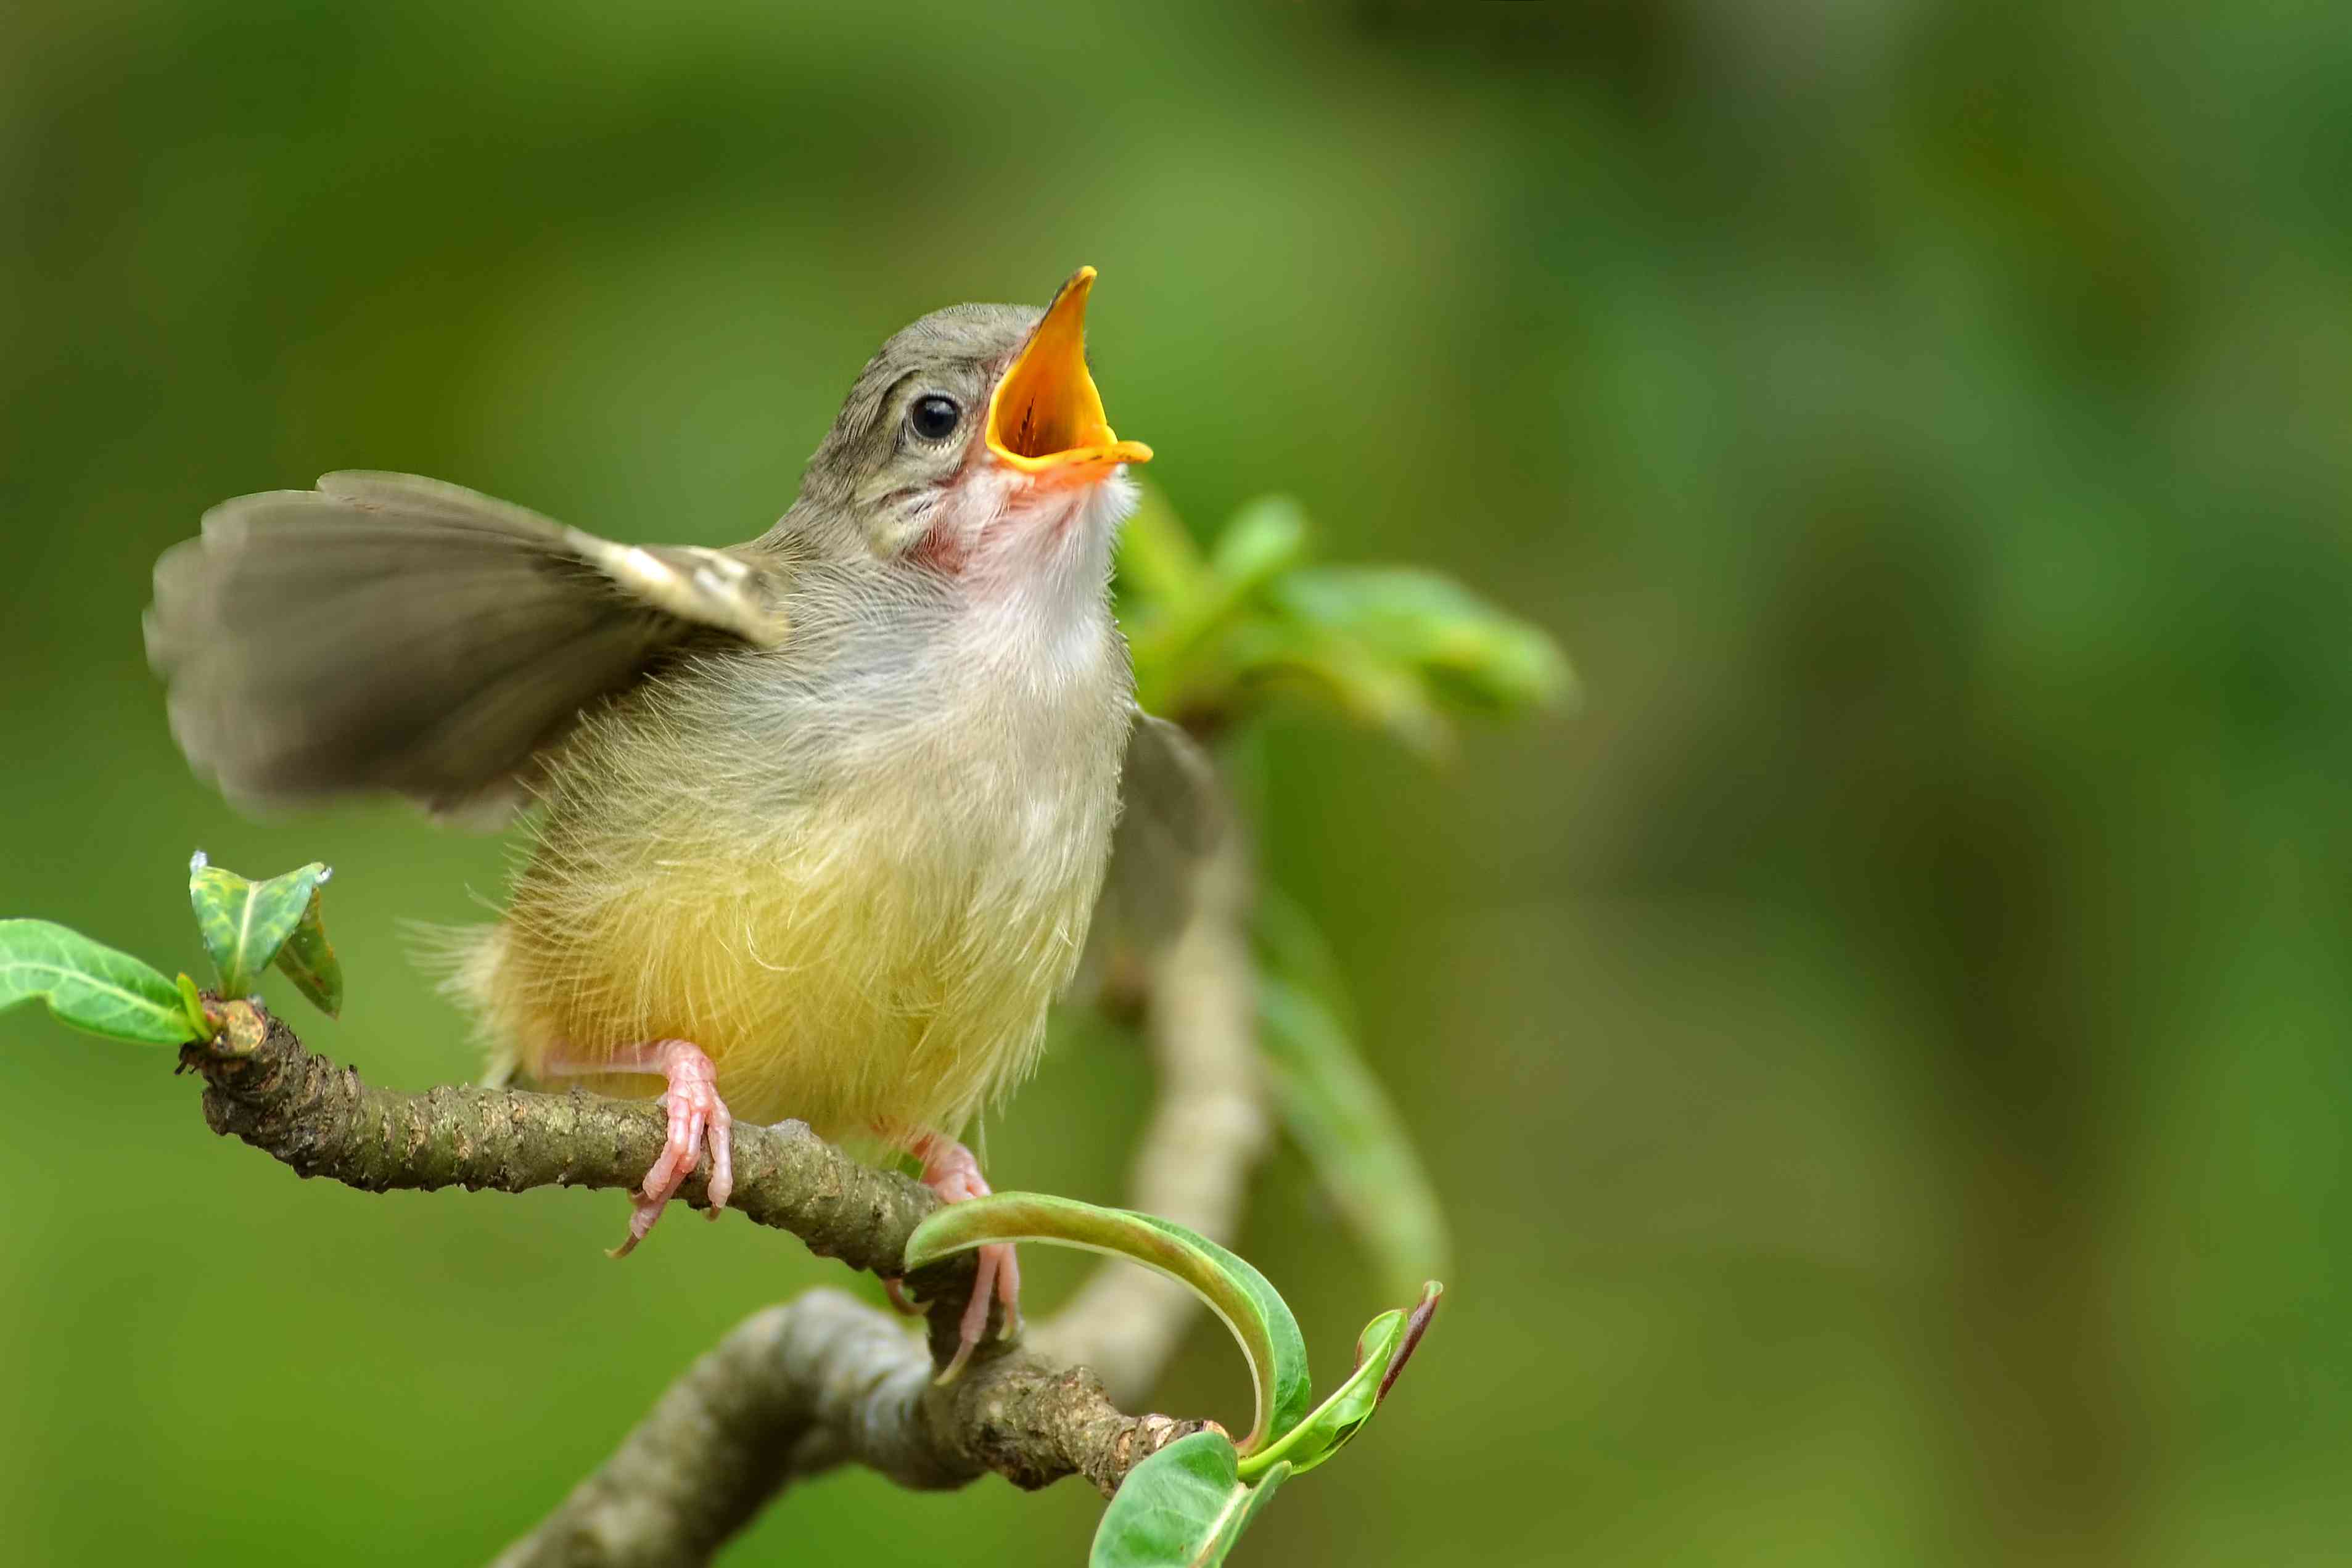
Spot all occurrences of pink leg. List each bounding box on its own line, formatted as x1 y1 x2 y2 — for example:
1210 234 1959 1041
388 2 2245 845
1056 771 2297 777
544 1040 733 1257
910 1132 1021 1381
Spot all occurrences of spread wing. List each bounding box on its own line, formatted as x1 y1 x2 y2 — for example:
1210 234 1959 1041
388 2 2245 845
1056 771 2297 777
1078 710 1230 991
146 470 790 823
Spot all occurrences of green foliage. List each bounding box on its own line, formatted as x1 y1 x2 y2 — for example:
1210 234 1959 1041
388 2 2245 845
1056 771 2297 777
1274 565 1571 728
0 919 205 1045
6 855 347 1049
1253 893 1452 1299
269 884 343 1017
1237 1283 1441 1480
1117 486 1572 753
176 972 210 1036
905 1192 1439 1565
188 855 333 1003
1090 1432 1289 1568
1093 490 1502 1558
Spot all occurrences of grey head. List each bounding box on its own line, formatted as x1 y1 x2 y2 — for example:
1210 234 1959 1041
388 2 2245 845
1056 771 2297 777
774 267 1154 564
805 306 1035 490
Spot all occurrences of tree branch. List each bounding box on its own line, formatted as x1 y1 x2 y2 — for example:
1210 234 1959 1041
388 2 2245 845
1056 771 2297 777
182 1009 1211 1513
489 1293 948 1568
187 1006 926 1277
486 1291 1203 1568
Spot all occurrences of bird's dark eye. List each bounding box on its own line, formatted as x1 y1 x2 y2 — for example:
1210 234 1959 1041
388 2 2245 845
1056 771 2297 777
908 393 961 442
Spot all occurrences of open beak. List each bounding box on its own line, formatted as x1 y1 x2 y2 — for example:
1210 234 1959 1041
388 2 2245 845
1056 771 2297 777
985 266 1153 482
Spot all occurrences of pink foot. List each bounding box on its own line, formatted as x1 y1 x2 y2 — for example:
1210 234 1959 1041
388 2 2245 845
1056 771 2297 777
547 1040 733 1257
911 1132 1021 1381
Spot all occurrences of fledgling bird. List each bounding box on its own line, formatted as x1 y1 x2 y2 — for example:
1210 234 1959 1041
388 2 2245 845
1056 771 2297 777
146 268 1203 1374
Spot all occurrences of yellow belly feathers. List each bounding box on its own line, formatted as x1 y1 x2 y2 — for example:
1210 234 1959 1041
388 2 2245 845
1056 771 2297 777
446 645 1125 1143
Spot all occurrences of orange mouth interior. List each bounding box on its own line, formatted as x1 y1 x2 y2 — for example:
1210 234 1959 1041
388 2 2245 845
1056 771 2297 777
985 266 1153 477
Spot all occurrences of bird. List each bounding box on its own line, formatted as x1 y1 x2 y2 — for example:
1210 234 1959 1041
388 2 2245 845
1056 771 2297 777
144 267 1214 1376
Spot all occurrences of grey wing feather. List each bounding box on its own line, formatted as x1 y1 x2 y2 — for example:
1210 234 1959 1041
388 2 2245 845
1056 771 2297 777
146 471 789 823
1076 710 1227 991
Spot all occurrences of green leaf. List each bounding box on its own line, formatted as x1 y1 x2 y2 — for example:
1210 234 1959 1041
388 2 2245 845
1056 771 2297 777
1207 495 1309 593
1220 617 1450 754
1252 899 1452 1296
175 972 216 1041
271 884 343 1018
1127 498 1314 715
1090 1430 1289 1568
1273 565 1574 717
904 1193 1311 1455
1238 1281 1442 1479
1251 887 1358 1028
1256 976 1452 1295
0 919 204 1045
1117 491 1572 750
1238 1315 1396 1480
189 855 327 998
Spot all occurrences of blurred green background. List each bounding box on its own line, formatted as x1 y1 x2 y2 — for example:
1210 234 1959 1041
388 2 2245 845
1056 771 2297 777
4 1 2345 1563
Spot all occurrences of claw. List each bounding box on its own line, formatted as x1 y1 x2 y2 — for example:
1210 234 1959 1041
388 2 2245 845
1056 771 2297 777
995 1242 1022 1338
545 1039 730 1257
910 1131 1020 1381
